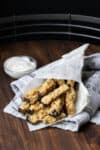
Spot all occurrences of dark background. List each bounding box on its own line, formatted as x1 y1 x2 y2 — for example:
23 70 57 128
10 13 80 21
0 1 100 17
0 0 100 42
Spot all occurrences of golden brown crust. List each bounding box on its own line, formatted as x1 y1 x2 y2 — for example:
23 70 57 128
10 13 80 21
28 102 44 113
27 108 49 124
37 108 49 120
67 80 75 88
19 79 78 125
49 96 65 116
21 88 40 101
55 79 65 85
27 114 40 124
65 87 77 115
56 112 66 120
19 102 30 114
22 79 56 104
42 115 57 124
39 79 57 96
41 84 69 105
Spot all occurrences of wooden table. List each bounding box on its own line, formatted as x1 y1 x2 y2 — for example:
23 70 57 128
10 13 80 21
0 40 100 150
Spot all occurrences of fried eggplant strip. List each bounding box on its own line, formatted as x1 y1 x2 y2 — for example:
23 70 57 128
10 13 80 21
27 114 40 124
22 79 56 104
65 87 77 115
28 102 44 113
56 112 66 120
43 112 66 124
55 79 65 85
43 115 57 124
27 108 49 124
19 79 78 125
67 80 75 88
39 79 57 96
49 96 65 116
41 84 69 105
21 88 40 102
19 102 30 114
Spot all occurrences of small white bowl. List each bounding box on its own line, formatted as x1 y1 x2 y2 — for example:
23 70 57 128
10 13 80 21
3 56 37 79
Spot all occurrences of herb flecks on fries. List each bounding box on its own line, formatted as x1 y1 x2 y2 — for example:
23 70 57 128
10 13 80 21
19 79 78 124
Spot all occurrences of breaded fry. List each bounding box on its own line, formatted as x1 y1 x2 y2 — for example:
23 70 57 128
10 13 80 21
38 108 49 120
43 112 66 124
65 87 77 115
39 79 57 96
29 93 40 104
56 112 66 120
67 80 75 87
22 90 40 105
27 114 40 124
56 79 65 85
19 102 30 114
22 79 56 104
27 108 49 124
41 84 69 105
28 102 44 113
19 79 78 125
43 115 57 124
21 88 39 101
49 96 65 116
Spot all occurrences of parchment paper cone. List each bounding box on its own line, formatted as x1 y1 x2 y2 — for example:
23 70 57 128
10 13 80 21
4 44 90 131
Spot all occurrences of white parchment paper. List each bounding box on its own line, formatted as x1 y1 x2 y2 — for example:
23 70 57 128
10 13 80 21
4 44 92 131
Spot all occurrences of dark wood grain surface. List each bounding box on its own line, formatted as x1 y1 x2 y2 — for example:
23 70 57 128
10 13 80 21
0 40 100 150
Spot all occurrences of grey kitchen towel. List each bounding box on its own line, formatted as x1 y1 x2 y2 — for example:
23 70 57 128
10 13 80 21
54 53 100 131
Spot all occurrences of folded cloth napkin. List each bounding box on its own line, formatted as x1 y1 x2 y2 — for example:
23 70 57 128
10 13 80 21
4 52 100 132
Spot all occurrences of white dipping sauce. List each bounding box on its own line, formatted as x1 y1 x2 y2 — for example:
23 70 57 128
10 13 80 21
4 56 37 78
